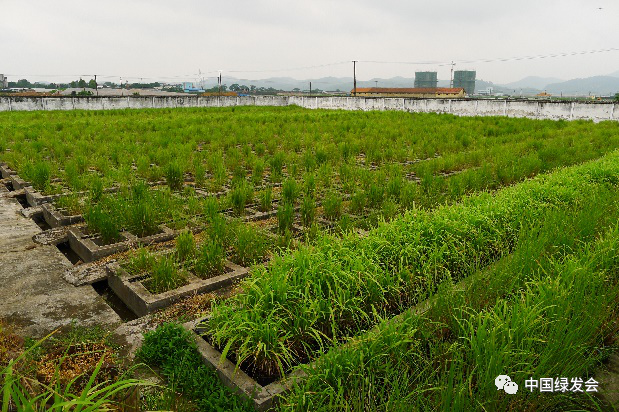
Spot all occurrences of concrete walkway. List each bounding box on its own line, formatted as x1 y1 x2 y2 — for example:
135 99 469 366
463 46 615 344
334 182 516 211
0 185 120 338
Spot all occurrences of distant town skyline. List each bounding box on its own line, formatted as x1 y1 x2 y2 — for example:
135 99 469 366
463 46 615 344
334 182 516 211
3 0 618 85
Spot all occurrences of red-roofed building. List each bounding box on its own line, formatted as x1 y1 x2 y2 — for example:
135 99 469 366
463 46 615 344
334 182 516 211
352 87 466 98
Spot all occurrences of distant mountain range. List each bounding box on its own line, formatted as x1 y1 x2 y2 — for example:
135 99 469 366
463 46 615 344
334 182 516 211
194 71 619 96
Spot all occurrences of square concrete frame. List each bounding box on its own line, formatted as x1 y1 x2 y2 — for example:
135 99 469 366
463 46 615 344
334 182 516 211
184 319 308 412
41 203 84 228
107 260 249 317
68 226 137 263
68 224 177 263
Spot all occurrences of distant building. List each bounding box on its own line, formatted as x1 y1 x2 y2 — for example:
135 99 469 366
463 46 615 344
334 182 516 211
0 74 7 90
352 87 466 98
453 71 476 96
183 82 205 93
414 72 438 88
536 91 552 97
478 87 494 96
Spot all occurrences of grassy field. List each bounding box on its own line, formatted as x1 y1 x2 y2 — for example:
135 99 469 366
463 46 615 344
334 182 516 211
2 106 619 410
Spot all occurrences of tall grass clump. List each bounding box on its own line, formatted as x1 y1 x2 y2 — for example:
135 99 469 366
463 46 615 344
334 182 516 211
277 202 295 234
206 152 619 380
2 336 146 411
258 188 272 212
281 192 619 411
203 196 219 222
300 195 316 227
85 204 121 244
137 323 252 411
282 178 299 205
229 180 253 216
148 256 186 294
175 230 196 263
28 161 51 192
165 162 184 191
194 238 226 278
89 175 104 203
322 191 342 221
231 224 271 266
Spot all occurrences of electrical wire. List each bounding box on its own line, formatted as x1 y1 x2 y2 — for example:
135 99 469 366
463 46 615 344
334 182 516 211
5 47 619 81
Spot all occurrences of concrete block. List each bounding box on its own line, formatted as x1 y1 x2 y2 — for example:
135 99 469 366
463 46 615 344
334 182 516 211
41 203 84 228
185 319 307 412
9 175 30 190
107 260 249 317
24 187 53 207
0 163 16 179
68 226 137 263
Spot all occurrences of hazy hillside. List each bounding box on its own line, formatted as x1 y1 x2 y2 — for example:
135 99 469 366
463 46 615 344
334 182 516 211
503 76 563 90
545 76 619 95
195 73 619 95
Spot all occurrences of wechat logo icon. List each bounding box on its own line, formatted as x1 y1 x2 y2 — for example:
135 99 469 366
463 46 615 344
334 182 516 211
495 375 519 394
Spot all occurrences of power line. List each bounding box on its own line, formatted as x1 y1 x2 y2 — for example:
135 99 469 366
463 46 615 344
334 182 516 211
360 47 619 66
5 46 619 81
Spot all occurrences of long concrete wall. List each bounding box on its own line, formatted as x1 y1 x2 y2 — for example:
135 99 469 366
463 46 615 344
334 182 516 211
0 95 617 122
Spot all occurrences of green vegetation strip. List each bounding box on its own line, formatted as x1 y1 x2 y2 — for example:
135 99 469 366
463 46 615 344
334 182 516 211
137 323 252 412
280 194 619 411
207 151 619 379
3 108 619 235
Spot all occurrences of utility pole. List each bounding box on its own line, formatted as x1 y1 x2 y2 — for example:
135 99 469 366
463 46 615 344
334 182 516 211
352 60 357 96
120 77 123 96
450 61 455 89
309 81 312 97
374 80 378 88
94 74 98 96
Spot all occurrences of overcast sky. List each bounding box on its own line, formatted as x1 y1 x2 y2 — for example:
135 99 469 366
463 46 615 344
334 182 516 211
3 0 618 85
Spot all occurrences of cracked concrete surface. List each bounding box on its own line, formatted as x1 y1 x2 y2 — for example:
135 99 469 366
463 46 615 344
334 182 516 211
0 190 120 338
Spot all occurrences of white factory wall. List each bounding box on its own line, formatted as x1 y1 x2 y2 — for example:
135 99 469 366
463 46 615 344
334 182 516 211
0 96 617 122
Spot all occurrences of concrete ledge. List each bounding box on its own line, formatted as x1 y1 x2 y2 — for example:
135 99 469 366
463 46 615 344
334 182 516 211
41 203 84 227
108 260 249 317
184 319 306 412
